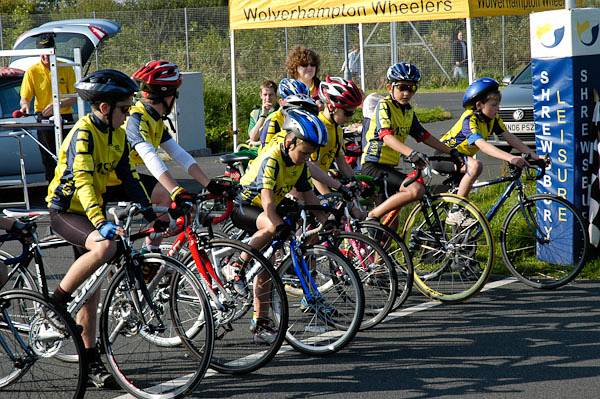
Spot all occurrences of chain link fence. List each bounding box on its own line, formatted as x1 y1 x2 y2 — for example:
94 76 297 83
6 6 599 87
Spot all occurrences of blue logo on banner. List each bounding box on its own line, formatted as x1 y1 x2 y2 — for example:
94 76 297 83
577 21 600 46
536 24 565 48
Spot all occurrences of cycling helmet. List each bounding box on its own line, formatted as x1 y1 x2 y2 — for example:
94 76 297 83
462 77 500 108
132 60 182 98
319 76 363 110
282 94 319 116
386 62 421 83
75 69 138 104
283 108 328 147
362 93 385 119
278 78 309 99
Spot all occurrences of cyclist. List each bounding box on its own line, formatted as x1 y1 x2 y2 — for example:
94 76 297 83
105 60 230 253
312 76 364 201
438 77 540 225
46 69 163 389
361 62 462 221
230 108 328 344
259 78 313 148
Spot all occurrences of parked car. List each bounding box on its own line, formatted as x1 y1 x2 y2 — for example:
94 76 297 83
490 62 535 148
0 19 120 183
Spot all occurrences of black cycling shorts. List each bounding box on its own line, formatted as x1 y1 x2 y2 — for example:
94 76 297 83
361 162 407 195
103 173 158 205
231 198 296 235
49 210 95 252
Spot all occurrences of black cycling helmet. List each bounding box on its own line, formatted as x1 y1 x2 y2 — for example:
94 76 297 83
75 69 138 104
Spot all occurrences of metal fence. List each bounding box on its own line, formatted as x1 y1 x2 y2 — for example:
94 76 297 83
2 6 588 88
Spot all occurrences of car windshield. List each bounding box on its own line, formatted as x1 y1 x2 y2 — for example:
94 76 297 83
11 32 94 66
512 64 532 85
0 81 21 118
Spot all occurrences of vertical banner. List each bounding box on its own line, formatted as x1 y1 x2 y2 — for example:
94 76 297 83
531 8 600 263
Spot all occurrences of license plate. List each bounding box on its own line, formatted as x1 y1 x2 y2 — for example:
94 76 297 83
504 122 535 133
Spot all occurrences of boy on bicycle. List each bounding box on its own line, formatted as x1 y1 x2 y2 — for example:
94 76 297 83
439 78 540 225
361 62 462 220
105 60 230 253
231 108 328 344
46 69 163 389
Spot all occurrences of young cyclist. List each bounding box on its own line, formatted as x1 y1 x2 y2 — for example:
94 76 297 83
259 78 312 148
360 62 462 220
312 76 363 197
105 60 230 253
46 69 163 389
439 77 539 225
248 80 278 145
230 108 328 344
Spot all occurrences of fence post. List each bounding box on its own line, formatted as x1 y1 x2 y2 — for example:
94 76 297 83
0 15 4 53
284 27 289 59
501 16 505 77
390 22 397 65
184 8 190 69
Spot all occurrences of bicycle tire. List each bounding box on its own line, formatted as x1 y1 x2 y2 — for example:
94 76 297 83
0 289 86 399
278 245 364 356
357 220 414 312
402 193 494 303
176 238 288 375
99 254 213 399
331 232 397 330
501 194 588 289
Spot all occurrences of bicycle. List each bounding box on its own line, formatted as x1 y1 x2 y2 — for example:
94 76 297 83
375 158 495 303
160 193 288 375
437 154 588 289
2 205 215 399
227 200 365 356
0 219 87 399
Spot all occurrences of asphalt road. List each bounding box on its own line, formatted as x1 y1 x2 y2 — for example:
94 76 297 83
5 92 585 399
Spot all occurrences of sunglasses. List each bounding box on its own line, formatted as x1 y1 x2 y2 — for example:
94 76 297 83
300 63 317 67
342 109 355 117
394 83 418 93
116 104 131 114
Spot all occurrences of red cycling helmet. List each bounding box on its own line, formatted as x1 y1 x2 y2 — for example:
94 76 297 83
131 60 182 99
318 76 363 110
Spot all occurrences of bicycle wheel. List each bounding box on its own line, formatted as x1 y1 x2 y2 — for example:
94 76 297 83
100 254 213 399
358 221 414 311
331 232 396 330
501 194 588 289
0 250 37 292
278 245 364 356
402 194 494 303
0 289 86 398
177 238 288 375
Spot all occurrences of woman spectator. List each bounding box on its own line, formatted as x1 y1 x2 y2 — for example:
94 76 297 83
285 46 321 103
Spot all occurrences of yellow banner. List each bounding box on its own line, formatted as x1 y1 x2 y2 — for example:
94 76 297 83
469 0 563 17
229 0 470 30
229 0 565 30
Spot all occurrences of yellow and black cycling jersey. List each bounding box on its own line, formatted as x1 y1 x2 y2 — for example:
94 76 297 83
126 101 173 165
46 113 150 227
238 143 312 208
440 109 507 157
361 95 429 166
259 108 285 148
107 101 173 186
310 112 342 172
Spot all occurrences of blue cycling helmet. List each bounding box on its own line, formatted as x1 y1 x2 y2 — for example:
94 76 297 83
386 62 421 83
278 78 310 99
283 108 328 147
462 77 500 108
